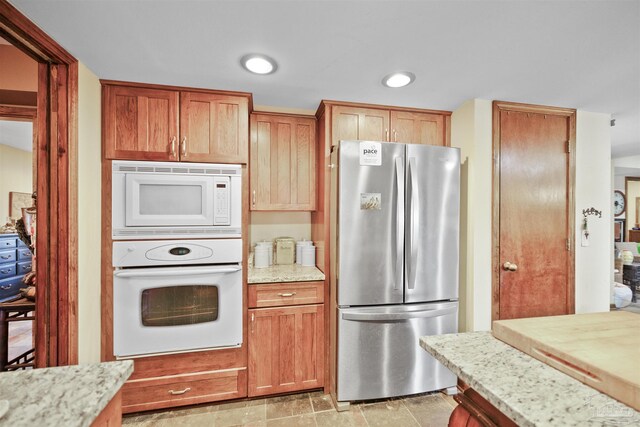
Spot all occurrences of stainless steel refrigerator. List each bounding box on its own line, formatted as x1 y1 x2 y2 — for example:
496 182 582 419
331 140 459 402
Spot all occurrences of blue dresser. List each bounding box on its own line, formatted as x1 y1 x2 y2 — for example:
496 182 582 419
0 234 32 303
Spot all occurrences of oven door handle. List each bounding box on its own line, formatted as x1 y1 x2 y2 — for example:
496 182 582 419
113 266 241 278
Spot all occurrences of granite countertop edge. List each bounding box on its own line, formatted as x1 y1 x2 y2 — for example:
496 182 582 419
247 252 325 284
420 332 640 427
0 360 133 427
420 333 533 426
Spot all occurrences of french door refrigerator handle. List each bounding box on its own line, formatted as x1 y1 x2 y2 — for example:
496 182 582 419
114 266 241 278
408 157 420 290
342 306 456 321
394 156 404 290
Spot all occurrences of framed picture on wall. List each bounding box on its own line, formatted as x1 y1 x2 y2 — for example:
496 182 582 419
9 192 32 219
614 219 625 242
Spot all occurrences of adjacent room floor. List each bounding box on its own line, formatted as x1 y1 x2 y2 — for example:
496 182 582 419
8 316 33 364
123 390 457 427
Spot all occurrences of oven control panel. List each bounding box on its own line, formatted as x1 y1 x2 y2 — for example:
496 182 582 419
112 239 242 267
146 244 213 262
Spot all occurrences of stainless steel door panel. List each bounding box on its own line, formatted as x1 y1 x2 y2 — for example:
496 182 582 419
405 145 460 303
337 141 405 306
337 302 457 401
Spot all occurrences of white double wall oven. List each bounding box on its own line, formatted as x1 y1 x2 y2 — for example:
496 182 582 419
111 161 243 358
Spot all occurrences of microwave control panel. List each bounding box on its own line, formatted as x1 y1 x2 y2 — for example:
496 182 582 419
214 176 231 225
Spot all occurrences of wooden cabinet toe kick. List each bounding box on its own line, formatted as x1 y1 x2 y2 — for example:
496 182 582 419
122 368 247 413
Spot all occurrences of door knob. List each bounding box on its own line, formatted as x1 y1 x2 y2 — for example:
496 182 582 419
503 262 518 272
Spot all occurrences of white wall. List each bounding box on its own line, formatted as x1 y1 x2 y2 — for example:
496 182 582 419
450 99 493 332
0 143 32 220
77 62 102 364
575 111 611 313
451 100 612 331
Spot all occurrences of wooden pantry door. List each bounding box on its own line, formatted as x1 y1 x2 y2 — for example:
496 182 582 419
492 101 576 320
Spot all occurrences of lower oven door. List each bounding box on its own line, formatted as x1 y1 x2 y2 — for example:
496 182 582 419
113 264 242 357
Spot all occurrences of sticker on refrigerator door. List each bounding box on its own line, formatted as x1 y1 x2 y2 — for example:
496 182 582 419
359 142 382 166
360 193 381 210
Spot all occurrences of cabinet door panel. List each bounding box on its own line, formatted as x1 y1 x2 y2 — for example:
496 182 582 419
105 85 179 160
278 312 296 386
180 92 248 163
391 111 445 146
331 106 389 146
250 114 316 210
248 304 324 397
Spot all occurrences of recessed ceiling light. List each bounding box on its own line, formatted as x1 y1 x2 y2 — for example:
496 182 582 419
241 54 278 75
382 72 415 88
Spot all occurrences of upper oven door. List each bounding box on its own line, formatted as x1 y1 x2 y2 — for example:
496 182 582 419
125 173 216 226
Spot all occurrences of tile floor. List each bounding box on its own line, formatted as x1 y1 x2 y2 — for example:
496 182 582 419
123 390 457 427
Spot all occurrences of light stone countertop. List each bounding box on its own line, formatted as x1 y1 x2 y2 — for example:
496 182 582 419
248 252 325 284
0 360 133 427
420 332 640 427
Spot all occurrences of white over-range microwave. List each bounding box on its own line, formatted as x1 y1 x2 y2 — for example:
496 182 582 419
112 160 242 240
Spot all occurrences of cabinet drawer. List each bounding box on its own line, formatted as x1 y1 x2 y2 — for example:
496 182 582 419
17 248 32 261
0 263 16 280
0 249 16 264
0 238 17 250
122 368 246 413
248 281 324 308
17 261 32 275
0 275 24 302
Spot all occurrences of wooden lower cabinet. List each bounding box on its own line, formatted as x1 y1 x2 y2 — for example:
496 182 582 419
122 368 247 413
248 304 324 397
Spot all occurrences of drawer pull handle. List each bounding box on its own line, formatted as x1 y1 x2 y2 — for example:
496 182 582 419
168 387 191 395
278 292 296 297
0 255 11 260
0 285 12 290
0 269 10 274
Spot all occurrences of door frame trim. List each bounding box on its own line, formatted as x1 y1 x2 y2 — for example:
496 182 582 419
624 177 640 240
491 101 576 321
0 0 78 366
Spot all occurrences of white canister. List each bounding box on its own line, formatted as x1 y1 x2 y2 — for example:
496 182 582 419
302 245 316 267
254 247 270 269
255 241 273 265
296 239 313 265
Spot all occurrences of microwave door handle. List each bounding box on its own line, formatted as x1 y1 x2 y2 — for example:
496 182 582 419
114 266 241 278
394 156 404 291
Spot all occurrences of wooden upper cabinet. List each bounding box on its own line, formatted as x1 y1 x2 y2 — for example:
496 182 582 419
331 105 389 146
180 92 249 164
250 113 316 211
390 110 446 146
104 85 179 160
103 82 251 163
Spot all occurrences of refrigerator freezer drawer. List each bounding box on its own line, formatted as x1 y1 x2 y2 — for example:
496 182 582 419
337 301 457 402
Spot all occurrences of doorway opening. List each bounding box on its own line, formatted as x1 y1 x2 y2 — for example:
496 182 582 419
1 1 78 367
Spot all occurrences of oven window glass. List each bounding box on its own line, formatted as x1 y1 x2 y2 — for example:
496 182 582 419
139 184 203 215
141 285 218 327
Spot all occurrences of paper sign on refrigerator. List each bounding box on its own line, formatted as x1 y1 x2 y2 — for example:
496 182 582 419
359 142 382 166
